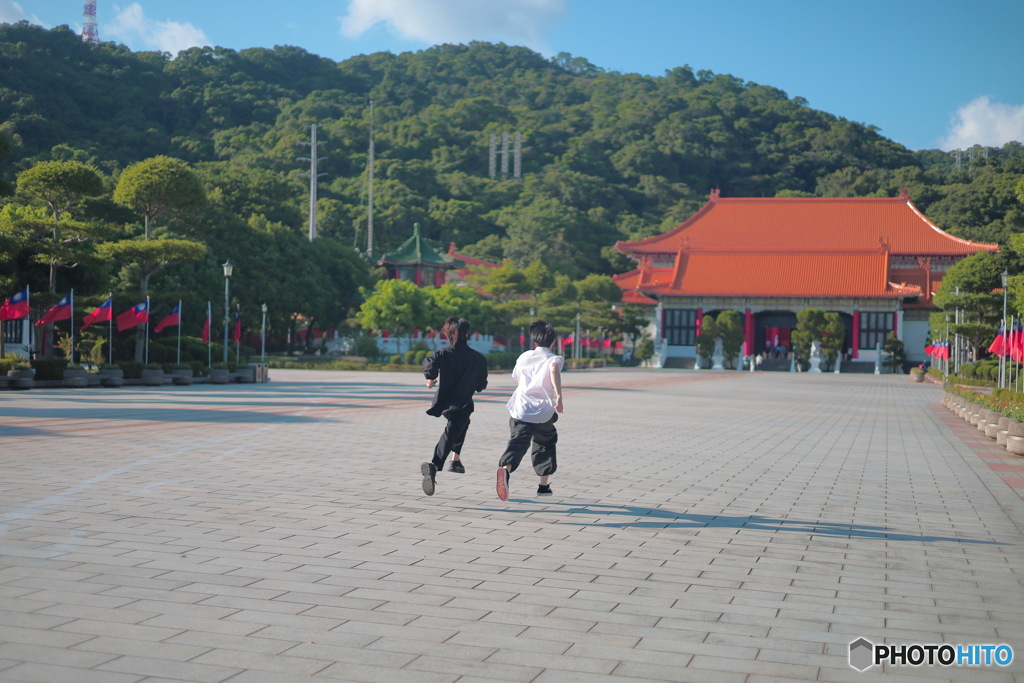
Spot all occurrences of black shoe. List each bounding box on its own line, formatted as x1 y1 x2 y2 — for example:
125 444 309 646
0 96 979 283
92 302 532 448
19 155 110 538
537 484 553 496
421 462 437 496
448 460 465 474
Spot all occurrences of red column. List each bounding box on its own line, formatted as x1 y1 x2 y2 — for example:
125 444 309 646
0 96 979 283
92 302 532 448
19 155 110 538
852 311 860 359
744 309 753 356
892 311 898 336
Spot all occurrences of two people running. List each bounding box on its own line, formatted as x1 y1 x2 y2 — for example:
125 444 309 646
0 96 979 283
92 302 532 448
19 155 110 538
421 318 564 500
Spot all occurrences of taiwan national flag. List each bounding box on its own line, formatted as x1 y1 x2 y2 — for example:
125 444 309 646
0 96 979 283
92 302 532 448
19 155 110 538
35 292 72 326
154 302 180 333
0 286 29 321
1013 319 1024 363
116 300 149 331
233 307 242 344
81 297 113 331
988 321 1006 356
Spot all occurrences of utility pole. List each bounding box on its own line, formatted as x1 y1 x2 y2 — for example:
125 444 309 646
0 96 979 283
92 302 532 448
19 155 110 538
297 124 326 242
366 99 375 259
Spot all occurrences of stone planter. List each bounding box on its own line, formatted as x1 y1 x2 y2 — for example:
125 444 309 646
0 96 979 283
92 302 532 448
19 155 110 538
997 416 1011 446
98 368 124 387
6 368 35 389
62 367 89 388
979 409 998 433
232 366 256 384
209 367 231 384
911 371 925 383
1006 419 1024 455
171 368 194 385
141 368 165 386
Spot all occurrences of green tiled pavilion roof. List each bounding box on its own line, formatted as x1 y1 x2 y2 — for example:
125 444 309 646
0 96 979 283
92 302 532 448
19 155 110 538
377 224 462 268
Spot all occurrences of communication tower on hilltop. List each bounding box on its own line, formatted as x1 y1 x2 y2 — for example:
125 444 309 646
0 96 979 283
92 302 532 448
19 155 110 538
82 1 100 44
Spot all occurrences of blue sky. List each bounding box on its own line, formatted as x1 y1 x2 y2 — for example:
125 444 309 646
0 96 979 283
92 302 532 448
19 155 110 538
7 0 1024 151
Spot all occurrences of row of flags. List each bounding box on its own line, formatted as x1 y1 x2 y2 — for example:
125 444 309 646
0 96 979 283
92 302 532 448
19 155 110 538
1 286 242 342
924 339 950 360
986 319 1024 361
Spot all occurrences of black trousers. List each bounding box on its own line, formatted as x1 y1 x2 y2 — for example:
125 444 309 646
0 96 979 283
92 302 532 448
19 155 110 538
498 414 558 476
432 406 472 470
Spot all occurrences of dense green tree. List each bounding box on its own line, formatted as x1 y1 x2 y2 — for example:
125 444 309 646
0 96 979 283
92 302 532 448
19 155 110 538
113 156 206 238
792 309 846 367
932 251 1006 361
357 279 432 353
15 160 105 294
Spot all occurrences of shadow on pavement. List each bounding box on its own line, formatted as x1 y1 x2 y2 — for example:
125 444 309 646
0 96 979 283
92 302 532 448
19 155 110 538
467 500 1007 545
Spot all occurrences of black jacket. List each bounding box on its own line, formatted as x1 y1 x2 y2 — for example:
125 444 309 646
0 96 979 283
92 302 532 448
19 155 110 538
422 344 488 417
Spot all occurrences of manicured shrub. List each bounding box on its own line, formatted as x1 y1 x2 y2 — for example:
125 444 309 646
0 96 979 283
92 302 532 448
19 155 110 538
30 357 69 380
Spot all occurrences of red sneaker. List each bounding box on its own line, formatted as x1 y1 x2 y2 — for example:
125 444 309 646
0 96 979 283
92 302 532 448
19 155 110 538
496 467 509 501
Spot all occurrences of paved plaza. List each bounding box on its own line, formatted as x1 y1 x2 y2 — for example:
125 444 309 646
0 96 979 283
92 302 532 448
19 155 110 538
1 368 1022 682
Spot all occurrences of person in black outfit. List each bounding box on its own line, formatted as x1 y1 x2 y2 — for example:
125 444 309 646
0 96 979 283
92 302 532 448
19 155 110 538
420 317 488 496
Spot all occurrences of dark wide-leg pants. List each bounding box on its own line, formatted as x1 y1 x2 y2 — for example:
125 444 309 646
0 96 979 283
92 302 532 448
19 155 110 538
498 414 558 476
432 406 472 470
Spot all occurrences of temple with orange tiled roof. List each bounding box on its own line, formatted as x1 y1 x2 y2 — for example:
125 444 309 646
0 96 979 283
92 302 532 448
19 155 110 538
613 189 998 368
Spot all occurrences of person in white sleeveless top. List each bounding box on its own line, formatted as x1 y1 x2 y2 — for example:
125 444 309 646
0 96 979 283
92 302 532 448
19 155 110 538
496 320 564 501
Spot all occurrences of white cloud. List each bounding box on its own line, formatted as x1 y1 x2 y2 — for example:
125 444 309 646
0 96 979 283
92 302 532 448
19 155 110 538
107 3 209 56
339 0 567 52
0 0 39 25
940 96 1024 150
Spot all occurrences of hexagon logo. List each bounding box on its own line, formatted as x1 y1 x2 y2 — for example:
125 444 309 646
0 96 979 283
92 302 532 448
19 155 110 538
849 638 875 671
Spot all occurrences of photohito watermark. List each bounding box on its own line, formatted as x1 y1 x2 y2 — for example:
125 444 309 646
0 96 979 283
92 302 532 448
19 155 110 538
849 638 1013 671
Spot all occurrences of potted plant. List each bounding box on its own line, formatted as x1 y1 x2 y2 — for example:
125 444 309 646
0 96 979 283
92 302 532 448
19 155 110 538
98 364 124 387
7 361 35 389
910 366 926 383
141 363 165 386
209 363 231 384
170 364 194 385
62 364 89 388
1005 405 1024 456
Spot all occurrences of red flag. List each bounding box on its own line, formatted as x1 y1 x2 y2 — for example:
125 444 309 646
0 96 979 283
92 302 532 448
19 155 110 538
988 322 1006 356
116 300 149 331
81 297 112 331
201 304 211 344
0 286 29 321
1013 320 1024 362
35 292 72 326
154 302 180 333
233 307 241 344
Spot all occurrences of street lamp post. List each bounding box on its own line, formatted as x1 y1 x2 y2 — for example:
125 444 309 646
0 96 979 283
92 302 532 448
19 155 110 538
261 303 267 363
222 261 233 364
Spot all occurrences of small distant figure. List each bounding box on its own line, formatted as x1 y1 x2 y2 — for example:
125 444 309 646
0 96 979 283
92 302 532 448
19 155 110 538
496 321 564 501
420 317 488 497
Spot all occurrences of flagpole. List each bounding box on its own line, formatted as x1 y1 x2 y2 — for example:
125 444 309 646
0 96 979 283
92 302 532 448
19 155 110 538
235 304 240 365
108 294 113 365
206 301 212 370
145 296 150 365
70 289 75 366
176 300 182 366
26 285 31 360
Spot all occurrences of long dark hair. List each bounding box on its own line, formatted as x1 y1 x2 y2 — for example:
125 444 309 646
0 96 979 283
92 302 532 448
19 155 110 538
442 317 471 346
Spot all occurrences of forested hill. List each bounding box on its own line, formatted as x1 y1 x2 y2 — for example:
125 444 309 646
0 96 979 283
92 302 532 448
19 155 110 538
2 22 1022 276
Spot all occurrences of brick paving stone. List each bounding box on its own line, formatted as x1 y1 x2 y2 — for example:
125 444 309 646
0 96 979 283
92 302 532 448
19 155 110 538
2 369 1024 681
